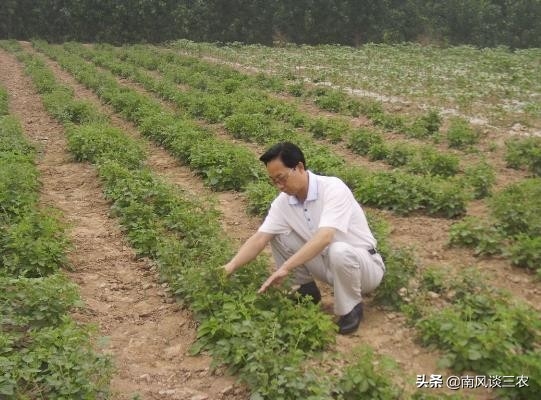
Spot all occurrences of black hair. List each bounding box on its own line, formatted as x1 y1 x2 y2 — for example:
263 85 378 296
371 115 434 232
259 142 306 169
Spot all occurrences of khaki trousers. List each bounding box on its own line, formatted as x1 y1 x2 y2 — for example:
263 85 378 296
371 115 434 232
270 231 385 316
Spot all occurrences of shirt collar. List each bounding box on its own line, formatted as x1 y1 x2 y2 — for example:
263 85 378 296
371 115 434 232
288 170 318 205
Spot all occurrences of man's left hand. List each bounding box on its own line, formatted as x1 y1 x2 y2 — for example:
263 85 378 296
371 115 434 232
258 267 289 293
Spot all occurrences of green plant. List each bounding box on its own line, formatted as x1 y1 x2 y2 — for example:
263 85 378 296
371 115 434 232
42 90 106 124
420 267 446 293
347 128 384 155
448 216 503 256
373 112 406 132
308 117 349 143
423 178 467 218
420 110 442 136
189 141 263 190
224 113 272 143
287 82 305 97
333 346 402 399
66 123 146 169
507 234 541 273
505 136 541 176
2 318 112 398
357 98 385 118
314 88 347 113
446 118 479 149
385 143 416 167
416 289 541 382
0 87 8 116
463 160 496 199
354 172 424 215
373 247 417 309
0 157 38 225
490 178 541 237
0 72 111 399
0 209 70 277
407 147 460 177
245 181 278 215
0 274 80 329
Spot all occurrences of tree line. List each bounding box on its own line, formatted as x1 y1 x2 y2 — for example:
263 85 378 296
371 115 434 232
1 0 540 48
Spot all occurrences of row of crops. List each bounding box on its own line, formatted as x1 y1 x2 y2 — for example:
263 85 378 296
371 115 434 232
0 82 111 397
2 38 540 398
108 43 541 179
170 40 541 128
26 39 422 310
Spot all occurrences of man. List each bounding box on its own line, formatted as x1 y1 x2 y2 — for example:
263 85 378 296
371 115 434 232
222 142 385 334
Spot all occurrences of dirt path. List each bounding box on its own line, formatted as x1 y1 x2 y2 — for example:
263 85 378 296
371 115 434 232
0 48 249 400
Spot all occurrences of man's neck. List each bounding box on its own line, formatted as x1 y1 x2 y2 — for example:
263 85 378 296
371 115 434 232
295 172 310 203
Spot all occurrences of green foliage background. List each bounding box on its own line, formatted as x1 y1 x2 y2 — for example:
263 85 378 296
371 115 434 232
1 0 540 48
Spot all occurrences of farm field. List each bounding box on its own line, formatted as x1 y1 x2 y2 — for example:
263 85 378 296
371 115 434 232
0 39 540 400
172 41 541 133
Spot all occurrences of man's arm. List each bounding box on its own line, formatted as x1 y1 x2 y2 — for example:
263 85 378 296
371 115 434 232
223 231 274 275
258 227 336 293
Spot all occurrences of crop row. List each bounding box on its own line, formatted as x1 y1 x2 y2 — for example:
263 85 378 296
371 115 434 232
123 44 485 152
10 40 414 399
505 136 541 177
92 44 483 176
163 42 541 179
170 40 541 128
0 75 111 398
155 43 541 179
405 266 541 399
61 41 473 218
89 43 541 398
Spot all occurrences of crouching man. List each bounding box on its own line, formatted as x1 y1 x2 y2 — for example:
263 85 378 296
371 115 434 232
221 142 385 334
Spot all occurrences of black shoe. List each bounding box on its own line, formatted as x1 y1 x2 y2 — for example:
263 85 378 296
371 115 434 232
294 281 321 305
337 303 363 334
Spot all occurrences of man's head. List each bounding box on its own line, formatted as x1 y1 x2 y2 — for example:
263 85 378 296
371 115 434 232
260 142 308 196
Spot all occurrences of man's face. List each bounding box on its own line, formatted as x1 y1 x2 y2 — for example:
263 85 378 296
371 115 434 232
266 158 304 195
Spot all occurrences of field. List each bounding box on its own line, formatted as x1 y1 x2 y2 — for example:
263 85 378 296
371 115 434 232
0 39 540 400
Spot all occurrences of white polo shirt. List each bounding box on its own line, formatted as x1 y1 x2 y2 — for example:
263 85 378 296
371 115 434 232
258 171 377 250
